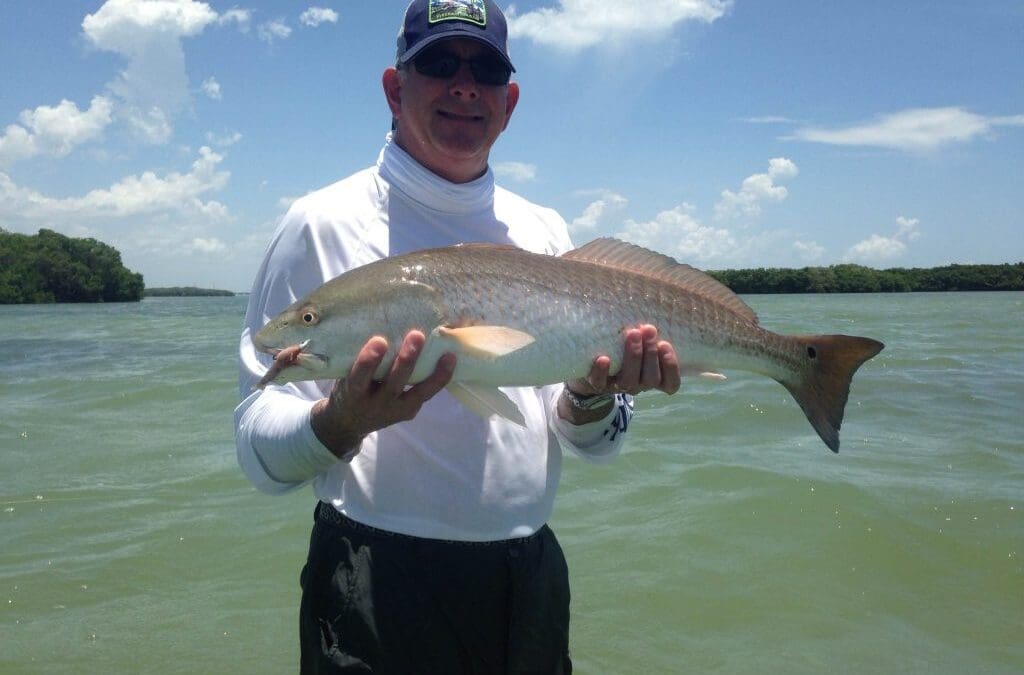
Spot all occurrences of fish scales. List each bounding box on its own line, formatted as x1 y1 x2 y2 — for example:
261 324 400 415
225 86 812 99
401 247 740 383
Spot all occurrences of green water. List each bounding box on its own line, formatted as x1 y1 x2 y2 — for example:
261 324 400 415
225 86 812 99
2 293 1021 674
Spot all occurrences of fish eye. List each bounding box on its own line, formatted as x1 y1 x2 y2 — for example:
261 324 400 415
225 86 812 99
301 308 319 325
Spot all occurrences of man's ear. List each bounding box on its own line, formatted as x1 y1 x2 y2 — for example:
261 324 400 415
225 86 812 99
501 81 520 131
382 67 402 118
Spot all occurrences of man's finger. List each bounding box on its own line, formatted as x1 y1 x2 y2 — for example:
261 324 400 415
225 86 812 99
639 325 662 390
383 330 426 396
657 341 681 394
406 352 457 404
348 336 389 393
585 355 611 393
615 328 644 389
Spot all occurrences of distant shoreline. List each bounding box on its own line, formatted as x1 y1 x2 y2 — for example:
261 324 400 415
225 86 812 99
144 287 236 297
3 223 1021 303
708 262 1023 294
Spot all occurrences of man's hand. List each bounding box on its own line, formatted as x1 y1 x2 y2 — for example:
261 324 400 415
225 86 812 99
310 331 456 458
560 324 680 424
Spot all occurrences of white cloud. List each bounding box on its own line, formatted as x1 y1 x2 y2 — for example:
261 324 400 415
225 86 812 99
741 115 800 125
793 240 825 261
507 0 732 51
0 126 34 165
258 19 292 43
570 191 627 235
192 236 227 253
895 216 921 241
82 0 220 144
714 157 798 220
571 159 805 266
300 7 339 27
790 107 1024 152
205 130 242 147
0 96 113 165
0 146 228 223
82 0 217 47
218 8 251 30
125 107 174 144
19 97 114 154
845 234 906 262
844 216 921 264
201 76 222 100
84 146 229 217
616 202 738 263
493 161 537 182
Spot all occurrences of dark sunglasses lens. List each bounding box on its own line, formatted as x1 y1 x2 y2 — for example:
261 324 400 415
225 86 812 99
471 56 511 86
413 49 510 86
414 51 459 79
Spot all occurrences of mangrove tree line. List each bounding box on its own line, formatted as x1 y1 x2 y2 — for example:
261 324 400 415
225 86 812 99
0 228 144 303
708 262 1024 293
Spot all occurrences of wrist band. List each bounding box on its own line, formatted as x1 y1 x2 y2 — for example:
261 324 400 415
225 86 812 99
563 388 615 411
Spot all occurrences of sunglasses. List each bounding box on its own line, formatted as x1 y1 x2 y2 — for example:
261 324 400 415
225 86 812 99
412 46 512 87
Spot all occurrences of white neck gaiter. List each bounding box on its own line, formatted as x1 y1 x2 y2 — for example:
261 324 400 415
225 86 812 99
377 133 495 215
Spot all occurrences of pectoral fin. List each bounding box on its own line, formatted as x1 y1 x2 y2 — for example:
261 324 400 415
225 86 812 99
447 383 527 427
435 325 535 360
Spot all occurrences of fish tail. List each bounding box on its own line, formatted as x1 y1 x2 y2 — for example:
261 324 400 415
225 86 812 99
776 334 884 452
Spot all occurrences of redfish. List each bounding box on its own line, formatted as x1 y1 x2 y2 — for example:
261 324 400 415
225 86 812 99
254 238 884 451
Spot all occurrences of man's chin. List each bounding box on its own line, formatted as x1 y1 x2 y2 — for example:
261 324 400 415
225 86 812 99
432 135 491 161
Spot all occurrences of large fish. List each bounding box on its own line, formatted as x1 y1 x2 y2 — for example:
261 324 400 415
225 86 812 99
254 238 884 451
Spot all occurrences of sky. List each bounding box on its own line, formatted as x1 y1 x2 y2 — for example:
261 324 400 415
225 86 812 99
1 0 1022 291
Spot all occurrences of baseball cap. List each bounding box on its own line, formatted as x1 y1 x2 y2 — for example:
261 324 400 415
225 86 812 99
396 0 515 73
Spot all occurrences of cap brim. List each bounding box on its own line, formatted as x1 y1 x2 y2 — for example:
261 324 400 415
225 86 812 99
398 32 515 73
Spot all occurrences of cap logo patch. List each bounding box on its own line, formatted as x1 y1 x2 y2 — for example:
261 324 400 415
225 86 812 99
428 0 487 27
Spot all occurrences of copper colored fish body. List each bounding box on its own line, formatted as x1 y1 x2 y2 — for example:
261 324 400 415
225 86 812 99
254 238 884 451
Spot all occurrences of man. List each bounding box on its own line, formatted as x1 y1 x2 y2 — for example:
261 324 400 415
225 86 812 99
234 1 681 672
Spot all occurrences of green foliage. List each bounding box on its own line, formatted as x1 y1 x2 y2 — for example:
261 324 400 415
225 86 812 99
708 262 1024 294
0 228 144 303
145 287 234 297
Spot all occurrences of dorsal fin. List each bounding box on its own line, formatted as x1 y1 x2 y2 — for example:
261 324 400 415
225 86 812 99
563 238 759 324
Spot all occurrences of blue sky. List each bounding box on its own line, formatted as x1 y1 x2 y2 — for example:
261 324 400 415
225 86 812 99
1 0 1021 291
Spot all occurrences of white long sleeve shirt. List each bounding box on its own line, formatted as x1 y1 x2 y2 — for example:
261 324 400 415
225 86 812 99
234 136 631 541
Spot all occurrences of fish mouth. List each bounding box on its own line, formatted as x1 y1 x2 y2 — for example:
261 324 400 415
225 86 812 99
265 339 329 365
255 339 329 389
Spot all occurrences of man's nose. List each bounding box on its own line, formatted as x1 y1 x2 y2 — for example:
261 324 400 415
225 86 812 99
448 62 479 99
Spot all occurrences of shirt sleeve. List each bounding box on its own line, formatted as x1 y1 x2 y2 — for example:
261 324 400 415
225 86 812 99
548 387 635 464
234 385 340 493
233 199 366 494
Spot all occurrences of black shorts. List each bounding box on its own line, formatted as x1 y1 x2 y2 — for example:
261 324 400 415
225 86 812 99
299 502 573 675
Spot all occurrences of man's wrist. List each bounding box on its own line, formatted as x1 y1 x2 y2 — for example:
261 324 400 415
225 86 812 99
310 398 366 460
558 386 615 425
563 387 615 411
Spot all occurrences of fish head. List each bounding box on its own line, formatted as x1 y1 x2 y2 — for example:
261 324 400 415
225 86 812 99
252 296 358 383
255 298 321 350
253 262 449 385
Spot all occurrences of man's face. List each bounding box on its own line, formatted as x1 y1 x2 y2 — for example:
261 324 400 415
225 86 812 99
384 38 519 183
